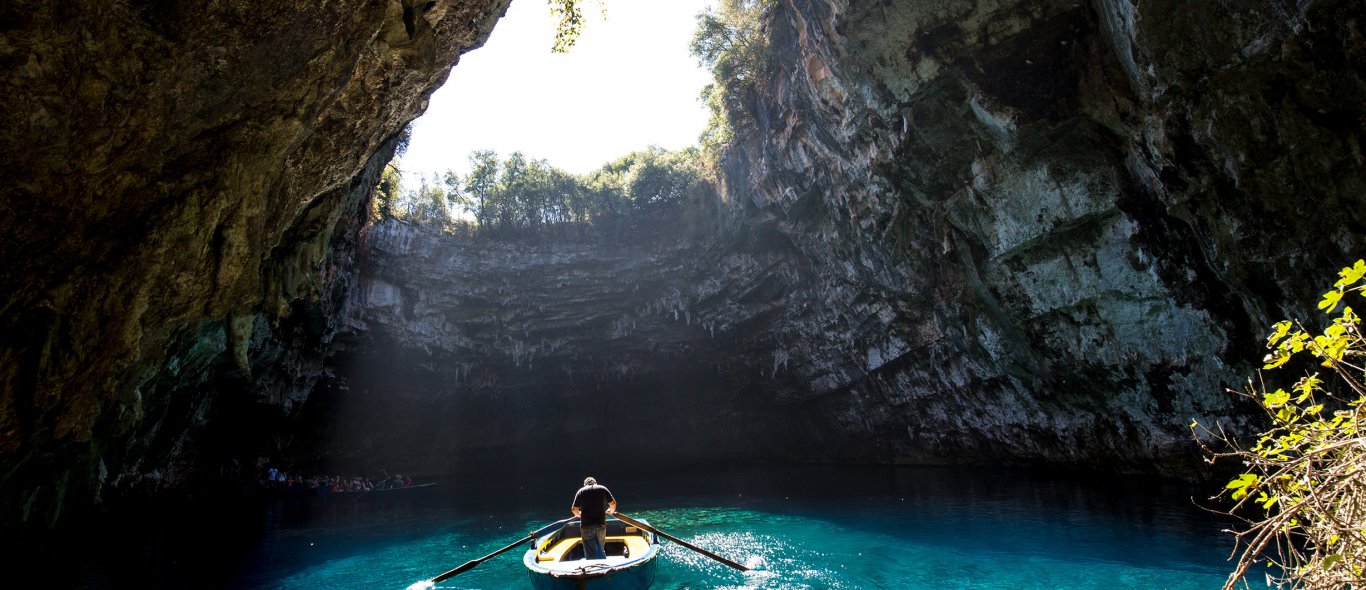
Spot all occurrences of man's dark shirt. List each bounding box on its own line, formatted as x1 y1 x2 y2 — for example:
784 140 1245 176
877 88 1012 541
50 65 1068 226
572 484 615 526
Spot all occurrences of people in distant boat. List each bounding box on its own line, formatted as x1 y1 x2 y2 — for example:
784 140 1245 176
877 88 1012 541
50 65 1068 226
571 476 617 560
374 475 409 488
252 462 424 494
349 476 373 491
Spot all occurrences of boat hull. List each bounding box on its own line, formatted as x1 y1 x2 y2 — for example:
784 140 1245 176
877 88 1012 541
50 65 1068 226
527 558 657 590
524 518 660 590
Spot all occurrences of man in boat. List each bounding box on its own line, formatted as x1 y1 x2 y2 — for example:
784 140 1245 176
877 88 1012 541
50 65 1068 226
570 476 617 560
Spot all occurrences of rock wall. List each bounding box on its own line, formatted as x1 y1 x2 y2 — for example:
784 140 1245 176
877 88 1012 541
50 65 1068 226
270 0 1366 482
714 0 1366 472
0 0 512 529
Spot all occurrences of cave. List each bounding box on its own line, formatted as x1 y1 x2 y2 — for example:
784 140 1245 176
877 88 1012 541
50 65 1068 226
2 0 1365 587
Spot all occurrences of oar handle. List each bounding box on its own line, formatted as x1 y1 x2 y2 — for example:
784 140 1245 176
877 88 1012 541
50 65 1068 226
613 511 750 572
531 516 578 539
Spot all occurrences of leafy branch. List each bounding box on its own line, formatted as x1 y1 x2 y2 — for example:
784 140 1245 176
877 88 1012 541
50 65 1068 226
1195 259 1366 590
548 0 604 53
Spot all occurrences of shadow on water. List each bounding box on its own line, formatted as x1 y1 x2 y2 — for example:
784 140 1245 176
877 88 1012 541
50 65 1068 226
16 463 1236 589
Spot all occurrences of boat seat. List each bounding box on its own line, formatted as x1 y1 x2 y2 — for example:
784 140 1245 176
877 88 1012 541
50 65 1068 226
537 535 652 562
538 538 580 562
620 535 651 558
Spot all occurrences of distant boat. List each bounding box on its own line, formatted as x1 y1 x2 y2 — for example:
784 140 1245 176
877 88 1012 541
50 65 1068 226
338 482 438 500
254 482 438 500
523 517 660 590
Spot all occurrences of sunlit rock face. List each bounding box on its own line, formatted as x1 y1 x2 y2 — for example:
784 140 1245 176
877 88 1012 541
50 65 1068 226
0 0 512 529
707 0 1366 473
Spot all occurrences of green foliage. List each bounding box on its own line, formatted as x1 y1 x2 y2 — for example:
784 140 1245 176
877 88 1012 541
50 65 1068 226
464 150 501 227
468 151 578 231
548 0 603 53
406 175 452 226
371 166 458 228
691 0 772 170
375 163 403 220
442 170 466 213
382 147 721 241
587 146 725 237
1195 260 1366 590
394 122 413 158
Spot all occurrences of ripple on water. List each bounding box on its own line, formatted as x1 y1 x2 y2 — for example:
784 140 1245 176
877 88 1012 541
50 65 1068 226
660 528 849 589
638 504 1227 590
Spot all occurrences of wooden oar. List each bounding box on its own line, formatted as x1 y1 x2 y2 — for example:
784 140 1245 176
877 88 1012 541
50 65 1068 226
427 516 576 583
612 511 750 572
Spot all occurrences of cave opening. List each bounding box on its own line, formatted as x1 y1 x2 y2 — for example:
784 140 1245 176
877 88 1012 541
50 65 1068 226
261 0 809 485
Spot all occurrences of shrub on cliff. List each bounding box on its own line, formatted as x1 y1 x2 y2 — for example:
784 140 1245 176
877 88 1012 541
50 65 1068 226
1195 260 1366 589
691 0 773 171
375 163 404 219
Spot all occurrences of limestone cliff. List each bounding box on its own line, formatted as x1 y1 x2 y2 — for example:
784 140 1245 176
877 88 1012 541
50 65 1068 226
304 0 1366 481
717 0 1366 470
0 0 512 529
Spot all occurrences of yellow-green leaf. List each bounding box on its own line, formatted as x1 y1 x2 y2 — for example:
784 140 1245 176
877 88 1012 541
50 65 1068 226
1334 259 1366 288
1264 350 1291 370
1228 473 1260 500
1295 374 1322 395
1267 320 1293 346
1320 289 1345 312
1276 407 1295 422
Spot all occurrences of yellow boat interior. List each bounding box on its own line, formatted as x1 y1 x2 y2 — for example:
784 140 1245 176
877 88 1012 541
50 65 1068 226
534 519 655 563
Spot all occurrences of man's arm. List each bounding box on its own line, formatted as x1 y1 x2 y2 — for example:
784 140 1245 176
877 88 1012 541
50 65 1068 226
572 505 582 517
607 499 617 515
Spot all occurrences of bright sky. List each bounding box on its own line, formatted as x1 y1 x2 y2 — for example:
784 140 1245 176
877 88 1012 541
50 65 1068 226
397 0 716 184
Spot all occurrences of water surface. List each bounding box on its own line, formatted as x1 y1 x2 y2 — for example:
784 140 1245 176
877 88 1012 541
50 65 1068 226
52 465 1235 589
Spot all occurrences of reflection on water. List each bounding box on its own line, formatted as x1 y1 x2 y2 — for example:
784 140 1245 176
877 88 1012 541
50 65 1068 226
41 465 1235 589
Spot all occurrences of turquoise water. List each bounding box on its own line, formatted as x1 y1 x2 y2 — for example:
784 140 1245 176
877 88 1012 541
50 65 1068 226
209 466 1232 590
